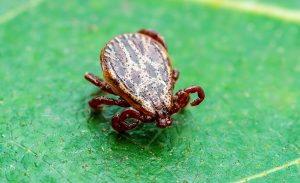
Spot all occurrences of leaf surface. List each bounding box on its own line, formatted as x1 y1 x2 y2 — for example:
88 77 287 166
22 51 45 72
0 0 299 182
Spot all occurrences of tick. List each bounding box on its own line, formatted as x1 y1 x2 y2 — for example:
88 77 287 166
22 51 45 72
84 29 205 132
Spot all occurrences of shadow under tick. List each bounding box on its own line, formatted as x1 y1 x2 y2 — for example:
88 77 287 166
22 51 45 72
79 89 113 131
82 89 197 153
108 110 195 153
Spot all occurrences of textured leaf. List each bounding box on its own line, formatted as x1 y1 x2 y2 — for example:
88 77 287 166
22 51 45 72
0 0 299 182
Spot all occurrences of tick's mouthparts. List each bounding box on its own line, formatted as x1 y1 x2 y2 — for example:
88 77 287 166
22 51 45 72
156 116 172 128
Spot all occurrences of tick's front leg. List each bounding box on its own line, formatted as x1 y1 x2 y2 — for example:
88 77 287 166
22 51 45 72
171 86 205 114
112 107 153 132
172 69 179 85
89 96 130 110
138 29 168 50
84 72 115 94
184 86 205 106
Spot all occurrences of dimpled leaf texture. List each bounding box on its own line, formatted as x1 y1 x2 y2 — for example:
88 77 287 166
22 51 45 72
0 0 299 182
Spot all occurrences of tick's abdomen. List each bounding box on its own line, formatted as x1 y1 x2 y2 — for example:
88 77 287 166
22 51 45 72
101 33 173 114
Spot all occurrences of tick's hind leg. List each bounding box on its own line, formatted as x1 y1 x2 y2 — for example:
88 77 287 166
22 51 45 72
138 29 168 50
112 107 153 132
171 86 205 114
89 96 130 110
84 72 115 94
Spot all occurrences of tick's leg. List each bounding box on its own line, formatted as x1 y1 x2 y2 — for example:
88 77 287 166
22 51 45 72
84 72 115 94
171 90 190 114
184 86 205 106
112 107 153 132
89 96 130 110
172 69 179 85
171 86 205 114
138 29 168 50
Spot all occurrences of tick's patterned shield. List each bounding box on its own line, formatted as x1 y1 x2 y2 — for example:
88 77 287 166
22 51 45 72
101 33 173 114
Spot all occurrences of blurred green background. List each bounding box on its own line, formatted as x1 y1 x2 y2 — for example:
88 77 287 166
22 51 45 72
0 0 299 182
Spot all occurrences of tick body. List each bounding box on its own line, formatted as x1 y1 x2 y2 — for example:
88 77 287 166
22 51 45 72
85 29 205 132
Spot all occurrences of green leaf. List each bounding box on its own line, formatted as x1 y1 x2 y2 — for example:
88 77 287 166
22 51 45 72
1 0 299 182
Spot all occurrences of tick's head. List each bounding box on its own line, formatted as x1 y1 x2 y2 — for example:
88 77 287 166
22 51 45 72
155 110 172 128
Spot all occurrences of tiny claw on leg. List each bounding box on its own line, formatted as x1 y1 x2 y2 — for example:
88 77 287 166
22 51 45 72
171 85 205 114
184 86 205 106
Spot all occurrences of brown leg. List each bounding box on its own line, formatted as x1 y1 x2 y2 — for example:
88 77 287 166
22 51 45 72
112 107 153 132
185 86 205 106
89 96 130 110
138 29 168 50
171 86 205 114
172 69 179 85
84 72 115 94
